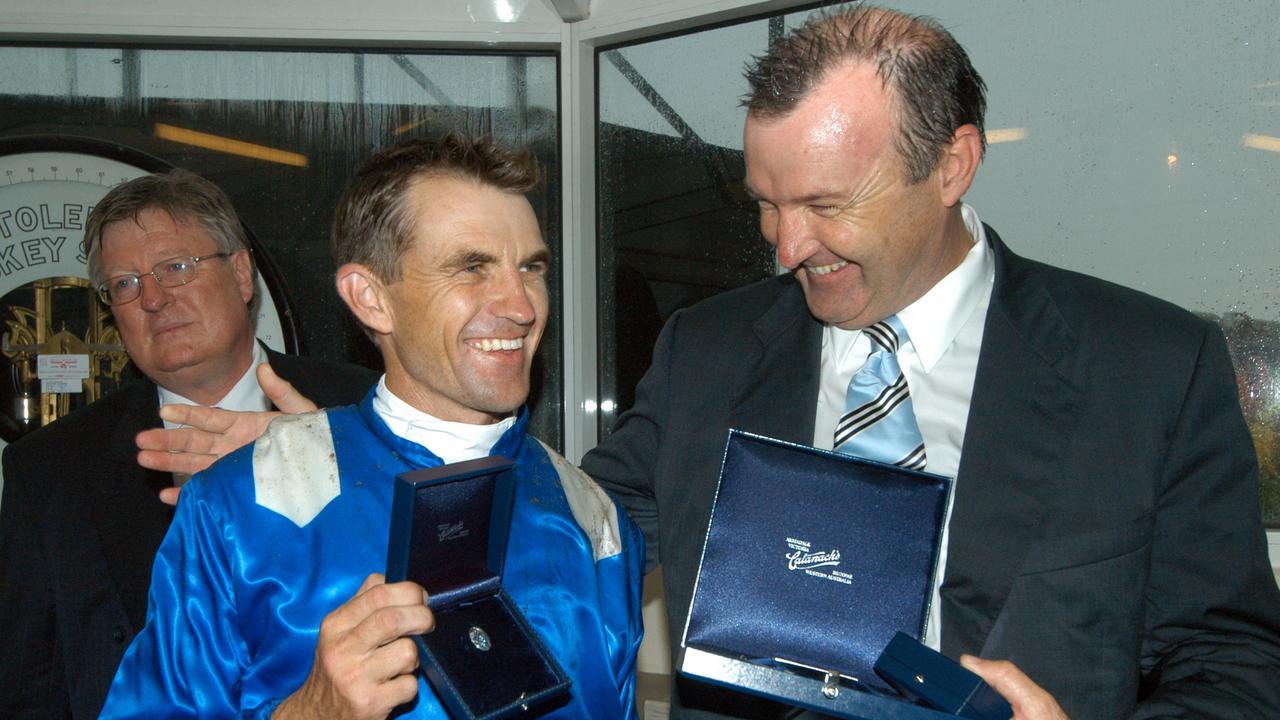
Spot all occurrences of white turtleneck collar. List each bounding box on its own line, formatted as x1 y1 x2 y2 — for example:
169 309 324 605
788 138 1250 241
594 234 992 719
370 375 516 464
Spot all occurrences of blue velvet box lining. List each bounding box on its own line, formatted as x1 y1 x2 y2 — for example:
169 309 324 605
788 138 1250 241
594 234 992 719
417 592 567 718
683 430 951 693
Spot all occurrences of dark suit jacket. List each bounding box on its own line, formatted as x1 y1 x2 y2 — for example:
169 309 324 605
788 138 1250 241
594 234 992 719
0 348 378 720
584 228 1280 719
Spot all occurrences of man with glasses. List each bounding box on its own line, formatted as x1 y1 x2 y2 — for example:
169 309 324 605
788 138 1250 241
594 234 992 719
0 169 376 720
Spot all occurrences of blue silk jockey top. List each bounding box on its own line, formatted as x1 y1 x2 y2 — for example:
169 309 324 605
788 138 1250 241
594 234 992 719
101 390 645 719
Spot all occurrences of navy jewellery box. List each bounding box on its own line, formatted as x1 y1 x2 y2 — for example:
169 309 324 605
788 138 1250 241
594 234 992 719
386 456 571 719
679 431 1011 720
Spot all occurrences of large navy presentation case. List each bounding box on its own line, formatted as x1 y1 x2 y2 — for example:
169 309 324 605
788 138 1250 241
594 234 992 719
680 431 1011 720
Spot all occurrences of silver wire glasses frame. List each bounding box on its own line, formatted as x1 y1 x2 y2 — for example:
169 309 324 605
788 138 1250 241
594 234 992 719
96 252 233 306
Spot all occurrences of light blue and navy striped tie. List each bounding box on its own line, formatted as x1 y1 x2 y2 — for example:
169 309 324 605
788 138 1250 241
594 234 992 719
833 315 927 470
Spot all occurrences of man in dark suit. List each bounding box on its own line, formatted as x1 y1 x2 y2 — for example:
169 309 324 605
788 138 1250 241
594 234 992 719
109 8 1280 718
582 6 1280 719
0 169 377 720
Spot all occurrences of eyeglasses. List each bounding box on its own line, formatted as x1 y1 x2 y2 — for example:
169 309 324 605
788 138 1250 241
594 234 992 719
96 252 232 306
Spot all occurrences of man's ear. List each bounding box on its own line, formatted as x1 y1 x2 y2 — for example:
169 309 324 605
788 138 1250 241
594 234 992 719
939 123 983 208
335 263 394 336
230 248 255 305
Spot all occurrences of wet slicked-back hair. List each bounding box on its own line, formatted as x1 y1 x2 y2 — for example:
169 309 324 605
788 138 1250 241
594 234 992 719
84 168 255 288
743 5 987 183
332 133 540 283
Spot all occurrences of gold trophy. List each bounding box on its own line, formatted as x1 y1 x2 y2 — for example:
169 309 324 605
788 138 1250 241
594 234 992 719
1 276 128 432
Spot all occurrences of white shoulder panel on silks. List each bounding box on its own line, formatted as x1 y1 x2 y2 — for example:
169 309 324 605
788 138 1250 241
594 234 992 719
252 411 340 527
537 438 621 562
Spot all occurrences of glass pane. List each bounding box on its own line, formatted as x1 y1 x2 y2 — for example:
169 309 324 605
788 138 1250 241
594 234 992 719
595 1 1280 526
920 0 1279 527
0 45 561 449
0 47 124 97
596 12 812 432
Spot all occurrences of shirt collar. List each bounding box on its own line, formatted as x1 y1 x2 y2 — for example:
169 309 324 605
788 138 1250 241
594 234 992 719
823 203 992 373
899 203 991 373
371 375 516 465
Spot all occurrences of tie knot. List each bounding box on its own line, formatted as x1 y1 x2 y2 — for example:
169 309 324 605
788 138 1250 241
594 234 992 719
864 315 906 353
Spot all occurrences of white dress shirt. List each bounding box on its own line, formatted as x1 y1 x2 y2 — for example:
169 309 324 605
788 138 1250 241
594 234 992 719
812 204 995 650
370 375 515 464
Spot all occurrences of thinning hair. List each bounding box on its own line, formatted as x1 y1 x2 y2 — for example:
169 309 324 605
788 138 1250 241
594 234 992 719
331 133 540 283
84 169 255 290
743 5 987 183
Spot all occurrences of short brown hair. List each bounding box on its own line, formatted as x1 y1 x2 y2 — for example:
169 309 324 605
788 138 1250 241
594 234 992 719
744 5 986 183
84 168 255 288
331 133 539 283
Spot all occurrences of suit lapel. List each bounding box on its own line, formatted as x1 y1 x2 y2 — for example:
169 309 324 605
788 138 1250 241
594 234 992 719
729 279 822 444
101 378 169 490
92 379 174 630
941 228 1084 657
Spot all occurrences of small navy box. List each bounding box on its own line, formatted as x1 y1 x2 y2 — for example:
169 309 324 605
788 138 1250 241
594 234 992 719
680 431 1008 720
386 456 571 719
875 632 1011 720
